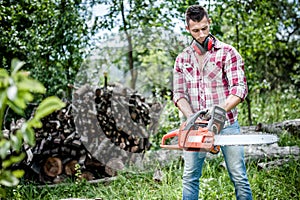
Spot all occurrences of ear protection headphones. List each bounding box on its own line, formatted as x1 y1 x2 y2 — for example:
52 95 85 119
192 34 214 55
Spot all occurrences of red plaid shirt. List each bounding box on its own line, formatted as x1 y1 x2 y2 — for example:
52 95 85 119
173 38 248 126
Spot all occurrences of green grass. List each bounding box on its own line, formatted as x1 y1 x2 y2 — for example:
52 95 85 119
3 156 299 200
249 160 300 199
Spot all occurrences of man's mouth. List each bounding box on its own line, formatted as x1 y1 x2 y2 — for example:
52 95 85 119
198 40 204 45
195 37 204 44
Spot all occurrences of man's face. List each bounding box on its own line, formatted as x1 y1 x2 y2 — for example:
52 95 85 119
186 16 211 44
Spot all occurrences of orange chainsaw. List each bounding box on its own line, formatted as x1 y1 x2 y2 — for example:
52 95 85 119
160 106 278 154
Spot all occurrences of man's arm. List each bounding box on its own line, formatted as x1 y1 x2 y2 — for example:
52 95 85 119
176 98 194 118
222 94 242 112
223 46 248 112
173 53 195 118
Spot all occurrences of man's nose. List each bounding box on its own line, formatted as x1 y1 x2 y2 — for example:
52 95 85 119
199 30 206 38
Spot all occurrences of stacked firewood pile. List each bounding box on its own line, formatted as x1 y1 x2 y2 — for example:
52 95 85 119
10 82 162 185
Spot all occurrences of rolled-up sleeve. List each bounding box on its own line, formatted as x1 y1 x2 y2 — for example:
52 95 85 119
224 47 248 101
173 55 190 106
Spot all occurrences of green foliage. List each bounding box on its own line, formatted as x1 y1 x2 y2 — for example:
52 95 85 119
92 0 198 89
249 159 299 199
0 58 65 196
238 88 300 126
212 0 299 93
74 163 82 183
149 99 181 150
0 0 91 98
96 0 178 31
277 130 300 147
82 27 188 95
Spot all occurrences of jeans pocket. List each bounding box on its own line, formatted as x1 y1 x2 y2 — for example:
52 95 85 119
221 121 240 135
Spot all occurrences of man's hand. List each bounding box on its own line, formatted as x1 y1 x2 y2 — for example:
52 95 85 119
202 109 211 120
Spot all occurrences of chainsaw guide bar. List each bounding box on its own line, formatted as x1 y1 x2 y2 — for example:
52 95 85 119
193 134 278 146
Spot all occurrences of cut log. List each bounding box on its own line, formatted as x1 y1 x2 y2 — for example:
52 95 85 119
43 157 63 177
244 143 300 161
105 158 125 177
64 160 78 176
79 171 95 181
257 156 299 170
53 174 68 184
255 119 300 137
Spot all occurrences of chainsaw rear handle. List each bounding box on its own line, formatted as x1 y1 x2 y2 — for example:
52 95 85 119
184 109 209 131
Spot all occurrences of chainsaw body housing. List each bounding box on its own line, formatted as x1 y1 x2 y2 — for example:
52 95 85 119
160 106 226 153
179 122 214 151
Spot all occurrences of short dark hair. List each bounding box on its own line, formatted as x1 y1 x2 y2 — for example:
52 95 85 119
185 5 209 26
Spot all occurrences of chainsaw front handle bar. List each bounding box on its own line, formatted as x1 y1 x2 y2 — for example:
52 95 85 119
160 129 182 150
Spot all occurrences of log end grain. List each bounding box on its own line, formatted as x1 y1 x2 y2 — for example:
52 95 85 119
43 157 62 177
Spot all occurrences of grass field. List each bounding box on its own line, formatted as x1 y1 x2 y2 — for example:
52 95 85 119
3 153 299 200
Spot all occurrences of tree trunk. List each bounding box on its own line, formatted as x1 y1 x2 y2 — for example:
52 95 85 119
120 1 136 90
246 97 252 125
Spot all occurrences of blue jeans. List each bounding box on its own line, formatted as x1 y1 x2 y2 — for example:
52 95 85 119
182 121 252 200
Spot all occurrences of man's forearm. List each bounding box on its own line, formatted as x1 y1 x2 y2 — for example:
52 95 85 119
176 98 194 118
222 94 242 112
176 94 241 117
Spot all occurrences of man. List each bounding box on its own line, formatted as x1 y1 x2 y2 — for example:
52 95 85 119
172 5 253 200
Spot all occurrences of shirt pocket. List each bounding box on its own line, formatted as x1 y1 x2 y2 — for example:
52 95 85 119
205 62 223 83
182 63 197 82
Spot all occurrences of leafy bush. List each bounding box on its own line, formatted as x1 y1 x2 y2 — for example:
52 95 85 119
0 58 65 197
149 98 181 150
238 88 300 126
